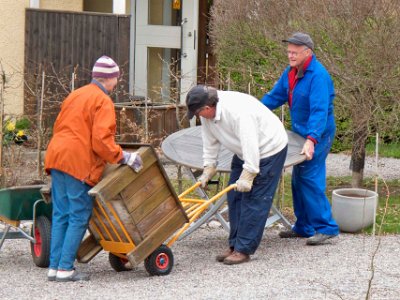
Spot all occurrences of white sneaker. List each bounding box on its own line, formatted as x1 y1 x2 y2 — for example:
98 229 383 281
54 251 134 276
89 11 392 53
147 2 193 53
47 269 57 281
56 270 90 282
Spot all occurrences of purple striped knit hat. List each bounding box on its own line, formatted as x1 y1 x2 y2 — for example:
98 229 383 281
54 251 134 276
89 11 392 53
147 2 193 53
92 55 120 78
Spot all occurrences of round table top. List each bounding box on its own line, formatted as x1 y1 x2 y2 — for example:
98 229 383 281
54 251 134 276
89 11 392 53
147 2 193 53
161 126 306 172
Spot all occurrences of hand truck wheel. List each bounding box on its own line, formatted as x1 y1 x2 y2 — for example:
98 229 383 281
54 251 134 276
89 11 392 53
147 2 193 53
144 244 174 276
109 253 133 272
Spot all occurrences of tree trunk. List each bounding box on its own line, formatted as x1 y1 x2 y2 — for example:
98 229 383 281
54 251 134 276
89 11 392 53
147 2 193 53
351 152 365 188
350 124 368 188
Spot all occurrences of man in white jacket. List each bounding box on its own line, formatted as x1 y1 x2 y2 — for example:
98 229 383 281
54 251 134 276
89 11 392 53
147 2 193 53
186 85 288 265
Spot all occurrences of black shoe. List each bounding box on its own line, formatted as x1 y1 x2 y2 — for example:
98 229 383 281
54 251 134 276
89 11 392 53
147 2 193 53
279 230 304 238
56 270 90 282
306 233 337 246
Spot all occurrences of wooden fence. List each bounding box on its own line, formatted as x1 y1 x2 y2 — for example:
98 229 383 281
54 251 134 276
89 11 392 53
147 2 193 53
24 9 187 146
24 9 130 129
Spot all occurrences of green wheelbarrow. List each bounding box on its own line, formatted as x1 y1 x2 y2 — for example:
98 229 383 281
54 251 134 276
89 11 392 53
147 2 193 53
0 185 52 267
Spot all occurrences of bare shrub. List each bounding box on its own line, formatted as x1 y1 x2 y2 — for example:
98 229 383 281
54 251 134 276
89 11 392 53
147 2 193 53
210 0 400 187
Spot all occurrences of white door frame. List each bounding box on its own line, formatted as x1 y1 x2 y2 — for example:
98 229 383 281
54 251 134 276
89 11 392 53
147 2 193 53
180 0 199 104
133 0 198 104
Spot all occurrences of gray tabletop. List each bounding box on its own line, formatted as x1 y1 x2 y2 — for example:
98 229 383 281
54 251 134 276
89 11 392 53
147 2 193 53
161 126 306 172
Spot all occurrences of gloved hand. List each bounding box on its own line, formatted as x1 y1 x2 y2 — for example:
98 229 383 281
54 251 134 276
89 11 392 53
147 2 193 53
198 165 217 188
120 151 143 173
300 139 315 160
236 169 257 192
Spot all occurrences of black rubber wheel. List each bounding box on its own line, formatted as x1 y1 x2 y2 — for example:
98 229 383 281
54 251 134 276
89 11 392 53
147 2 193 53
144 245 174 276
109 253 133 272
30 215 51 268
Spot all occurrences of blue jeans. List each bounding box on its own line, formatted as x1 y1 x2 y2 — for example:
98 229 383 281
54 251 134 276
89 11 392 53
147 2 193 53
49 169 94 271
292 130 339 237
227 146 287 255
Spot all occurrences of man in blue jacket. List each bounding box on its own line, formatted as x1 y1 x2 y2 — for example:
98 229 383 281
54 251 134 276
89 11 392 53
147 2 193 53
261 32 339 245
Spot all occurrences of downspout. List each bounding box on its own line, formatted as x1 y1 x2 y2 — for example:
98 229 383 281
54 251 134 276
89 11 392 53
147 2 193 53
30 0 40 8
113 0 126 14
129 0 136 96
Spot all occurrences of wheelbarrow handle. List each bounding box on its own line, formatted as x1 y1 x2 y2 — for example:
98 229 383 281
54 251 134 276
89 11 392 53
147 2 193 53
178 182 238 199
178 182 202 198
169 184 237 247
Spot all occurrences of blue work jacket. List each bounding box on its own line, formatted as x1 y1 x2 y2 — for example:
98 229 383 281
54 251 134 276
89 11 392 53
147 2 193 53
261 55 335 143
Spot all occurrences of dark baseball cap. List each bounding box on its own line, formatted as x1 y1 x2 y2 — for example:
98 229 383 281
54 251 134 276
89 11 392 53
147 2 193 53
282 32 314 50
186 85 218 119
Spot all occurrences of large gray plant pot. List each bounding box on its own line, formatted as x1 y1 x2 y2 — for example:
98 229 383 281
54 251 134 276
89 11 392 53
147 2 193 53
332 188 378 233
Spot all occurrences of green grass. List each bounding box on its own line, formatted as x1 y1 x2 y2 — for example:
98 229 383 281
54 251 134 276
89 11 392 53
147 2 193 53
365 142 400 159
170 174 400 235
326 176 400 234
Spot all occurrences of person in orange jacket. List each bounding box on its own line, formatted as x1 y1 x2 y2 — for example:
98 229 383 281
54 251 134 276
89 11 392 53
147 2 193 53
44 56 142 282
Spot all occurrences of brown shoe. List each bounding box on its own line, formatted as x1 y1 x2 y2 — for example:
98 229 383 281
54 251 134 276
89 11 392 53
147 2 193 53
216 248 233 262
223 251 250 265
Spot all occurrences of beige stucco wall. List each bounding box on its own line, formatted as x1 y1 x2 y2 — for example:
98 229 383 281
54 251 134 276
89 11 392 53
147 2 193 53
0 0 29 115
0 0 82 116
40 0 82 11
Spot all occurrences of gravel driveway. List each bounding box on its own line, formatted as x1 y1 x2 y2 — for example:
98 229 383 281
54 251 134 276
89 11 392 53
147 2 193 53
325 153 400 180
1 153 399 299
162 153 400 180
1 227 399 299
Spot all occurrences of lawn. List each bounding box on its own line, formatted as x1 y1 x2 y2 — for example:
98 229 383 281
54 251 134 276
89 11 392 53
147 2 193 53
366 142 400 159
272 175 400 235
170 173 400 235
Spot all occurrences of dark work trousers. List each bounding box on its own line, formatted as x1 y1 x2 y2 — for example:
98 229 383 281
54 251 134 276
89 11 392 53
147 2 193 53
227 145 287 255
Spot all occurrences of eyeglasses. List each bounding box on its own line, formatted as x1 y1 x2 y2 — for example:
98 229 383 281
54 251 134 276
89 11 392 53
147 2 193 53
287 48 309 57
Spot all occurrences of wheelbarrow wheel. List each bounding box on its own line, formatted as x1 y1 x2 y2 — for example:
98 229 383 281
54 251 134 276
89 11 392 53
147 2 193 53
109 253 133 272
30 215 51 268
144 244 173 276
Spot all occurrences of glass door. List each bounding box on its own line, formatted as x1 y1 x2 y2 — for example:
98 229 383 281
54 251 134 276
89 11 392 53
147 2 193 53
134 0 198 104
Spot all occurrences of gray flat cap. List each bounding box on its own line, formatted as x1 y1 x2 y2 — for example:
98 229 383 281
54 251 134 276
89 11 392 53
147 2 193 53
282 32 314 50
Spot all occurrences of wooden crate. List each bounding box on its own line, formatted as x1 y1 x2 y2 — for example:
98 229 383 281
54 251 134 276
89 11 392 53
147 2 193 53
77 145 188 267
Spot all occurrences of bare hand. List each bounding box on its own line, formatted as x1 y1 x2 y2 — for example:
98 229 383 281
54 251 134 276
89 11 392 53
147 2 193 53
300 139 315 160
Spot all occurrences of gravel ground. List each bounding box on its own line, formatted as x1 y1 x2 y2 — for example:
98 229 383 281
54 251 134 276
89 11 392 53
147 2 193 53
1 153 399 299
163 153 400 180
325 153 399 180
1 228 399 300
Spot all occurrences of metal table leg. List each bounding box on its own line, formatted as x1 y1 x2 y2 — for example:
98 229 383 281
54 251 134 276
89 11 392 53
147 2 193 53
178 168 230 240
265 205 292 228
178 167 292 240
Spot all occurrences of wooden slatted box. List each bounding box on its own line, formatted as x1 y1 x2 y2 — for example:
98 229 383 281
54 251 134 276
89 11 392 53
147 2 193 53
77 144 188 267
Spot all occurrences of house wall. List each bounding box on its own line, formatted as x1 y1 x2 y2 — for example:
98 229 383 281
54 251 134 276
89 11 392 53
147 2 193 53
0 0 82 116
40 0 82 11
84 0 112 13
84 0 130 13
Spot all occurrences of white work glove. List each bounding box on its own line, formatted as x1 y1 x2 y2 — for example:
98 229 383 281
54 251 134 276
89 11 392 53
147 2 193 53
120 151 143 173
198 165 217 188
300 139 315 161
236 169 257 192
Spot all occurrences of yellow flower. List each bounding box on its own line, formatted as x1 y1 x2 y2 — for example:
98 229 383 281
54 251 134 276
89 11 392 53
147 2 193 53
16 130 25 137
6 121 15 132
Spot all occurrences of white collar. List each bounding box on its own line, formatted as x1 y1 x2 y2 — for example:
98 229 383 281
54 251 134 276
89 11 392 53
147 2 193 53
214 102 222 121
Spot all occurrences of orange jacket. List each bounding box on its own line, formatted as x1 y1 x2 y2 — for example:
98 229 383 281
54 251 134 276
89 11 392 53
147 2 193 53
45 82 123 186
